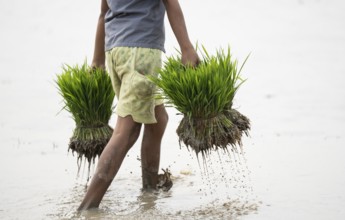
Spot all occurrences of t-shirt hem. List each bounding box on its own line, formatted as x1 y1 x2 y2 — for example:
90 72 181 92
106 42 165 53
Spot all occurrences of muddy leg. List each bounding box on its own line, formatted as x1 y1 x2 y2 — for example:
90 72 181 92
78 115 142 211
141 104 168 190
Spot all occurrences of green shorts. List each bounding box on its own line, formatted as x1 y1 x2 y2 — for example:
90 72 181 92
106 47 164 124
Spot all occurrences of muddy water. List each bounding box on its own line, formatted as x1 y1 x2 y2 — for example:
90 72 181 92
1 0 345 219
0 132 258 219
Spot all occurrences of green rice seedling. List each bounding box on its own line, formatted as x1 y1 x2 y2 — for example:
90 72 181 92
56 62 115 171
150 46 250 158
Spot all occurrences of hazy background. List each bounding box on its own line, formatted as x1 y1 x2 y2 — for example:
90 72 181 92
1 0 345 219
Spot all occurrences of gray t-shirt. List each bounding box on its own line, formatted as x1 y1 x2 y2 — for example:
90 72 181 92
105 0 166 52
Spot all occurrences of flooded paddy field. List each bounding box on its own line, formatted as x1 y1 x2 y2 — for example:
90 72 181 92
1 0 345 219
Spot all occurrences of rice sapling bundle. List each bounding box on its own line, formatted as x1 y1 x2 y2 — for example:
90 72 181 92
150 46 250 158
56 62 115 171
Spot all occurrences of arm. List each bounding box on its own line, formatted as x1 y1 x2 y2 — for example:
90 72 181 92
91 0 109 68
163 0 199 66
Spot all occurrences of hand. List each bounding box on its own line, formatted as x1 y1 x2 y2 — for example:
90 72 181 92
91 61 105 70
181 47 200 67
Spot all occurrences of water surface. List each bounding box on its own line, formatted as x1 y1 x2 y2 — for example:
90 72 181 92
1 0 345 219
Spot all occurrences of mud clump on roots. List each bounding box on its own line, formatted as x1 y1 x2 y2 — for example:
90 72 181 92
176 109 250 158
68 125 113 173
224 109 250 136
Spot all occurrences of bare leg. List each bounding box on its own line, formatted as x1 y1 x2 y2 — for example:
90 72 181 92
78 115 142 211
141 104 169 190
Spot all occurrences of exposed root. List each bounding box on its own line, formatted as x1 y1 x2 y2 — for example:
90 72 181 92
68 125 113 174
176 109 250 159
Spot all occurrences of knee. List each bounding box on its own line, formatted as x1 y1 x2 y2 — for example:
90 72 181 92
157 106 169 126
110 123 141 151
161 109 169 126
127 124 141 147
